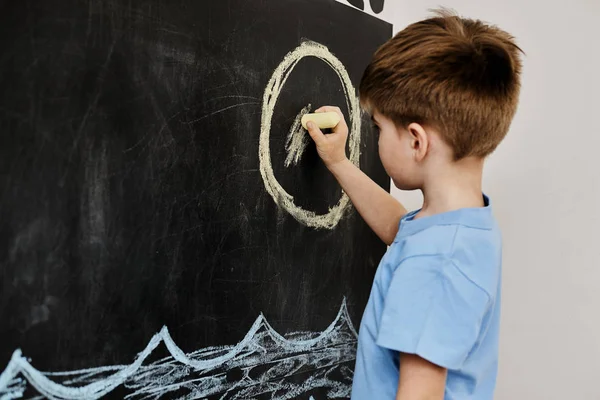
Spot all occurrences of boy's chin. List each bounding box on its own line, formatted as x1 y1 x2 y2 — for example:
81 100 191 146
391 179 420 191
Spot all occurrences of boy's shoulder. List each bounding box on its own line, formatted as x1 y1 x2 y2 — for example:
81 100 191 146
389 204 502 297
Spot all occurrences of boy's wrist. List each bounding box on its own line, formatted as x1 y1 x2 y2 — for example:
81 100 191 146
326 157 352 174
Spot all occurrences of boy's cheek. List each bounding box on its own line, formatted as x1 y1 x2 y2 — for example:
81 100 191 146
379 146 398 178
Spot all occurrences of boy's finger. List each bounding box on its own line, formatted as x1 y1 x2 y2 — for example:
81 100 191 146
314 106 348 132
306 121 327 145
315 105 341 114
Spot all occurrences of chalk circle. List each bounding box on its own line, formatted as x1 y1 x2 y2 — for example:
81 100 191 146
259 40 361 230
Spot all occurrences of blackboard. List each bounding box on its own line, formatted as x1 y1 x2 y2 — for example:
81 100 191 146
0 0 391 398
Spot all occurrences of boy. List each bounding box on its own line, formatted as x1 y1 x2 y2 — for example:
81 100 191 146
305 9 523 400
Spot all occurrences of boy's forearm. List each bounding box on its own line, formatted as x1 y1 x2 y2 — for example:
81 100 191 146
328 159 407 245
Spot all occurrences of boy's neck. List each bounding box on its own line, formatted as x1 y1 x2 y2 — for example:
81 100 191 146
418 157 485 218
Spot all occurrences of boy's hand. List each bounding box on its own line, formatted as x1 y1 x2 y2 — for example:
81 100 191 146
305 106 349 168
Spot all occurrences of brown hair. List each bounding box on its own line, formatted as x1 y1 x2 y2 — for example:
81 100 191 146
360 8 524 159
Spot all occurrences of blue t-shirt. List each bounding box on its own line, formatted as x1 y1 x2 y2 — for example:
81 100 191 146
351 195 502 400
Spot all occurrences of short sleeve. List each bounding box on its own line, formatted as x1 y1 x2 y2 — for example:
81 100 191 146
376 255 491 370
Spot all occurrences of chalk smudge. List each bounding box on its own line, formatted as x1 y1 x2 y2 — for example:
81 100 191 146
259 40 361 230
285 104 312 167
0 299 357 399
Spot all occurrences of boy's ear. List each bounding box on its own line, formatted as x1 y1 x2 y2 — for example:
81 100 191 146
407 122 429 161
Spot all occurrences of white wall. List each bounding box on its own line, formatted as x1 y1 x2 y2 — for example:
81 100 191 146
339 0 600 398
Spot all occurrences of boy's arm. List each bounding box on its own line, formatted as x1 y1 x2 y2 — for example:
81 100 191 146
306 106 407 245
327 159 406 245
396 353 447 400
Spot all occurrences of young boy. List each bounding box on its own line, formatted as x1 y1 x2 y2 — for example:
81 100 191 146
305 9 523 400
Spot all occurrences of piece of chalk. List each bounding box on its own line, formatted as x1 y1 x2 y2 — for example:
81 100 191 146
301 112 341 129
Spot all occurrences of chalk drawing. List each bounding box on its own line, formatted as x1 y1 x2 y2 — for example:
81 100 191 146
259 40 362 230
285 104 312 167
0 299 357 399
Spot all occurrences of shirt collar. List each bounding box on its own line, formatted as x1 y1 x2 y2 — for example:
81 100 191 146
394 194 494 240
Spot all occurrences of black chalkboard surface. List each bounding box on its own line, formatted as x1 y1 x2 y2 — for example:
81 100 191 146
0 0 391 398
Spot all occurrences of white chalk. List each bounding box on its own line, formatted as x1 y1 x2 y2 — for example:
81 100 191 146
301 112 341 129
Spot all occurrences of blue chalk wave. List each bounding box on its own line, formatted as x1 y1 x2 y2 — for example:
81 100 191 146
0 299 358 400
